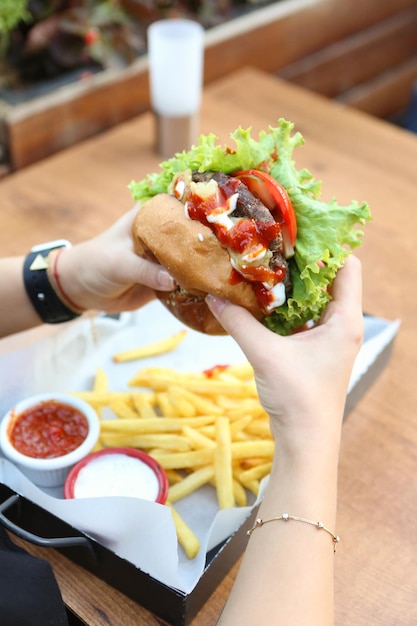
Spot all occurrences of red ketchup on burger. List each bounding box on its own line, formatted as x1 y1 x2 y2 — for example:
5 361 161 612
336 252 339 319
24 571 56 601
173 168 297 315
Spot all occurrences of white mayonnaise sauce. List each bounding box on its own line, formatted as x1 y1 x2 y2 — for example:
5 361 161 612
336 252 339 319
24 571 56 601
241 243 267 263
73 453 160 500
264 281 286 311
174 178 186 199
207 209 234 231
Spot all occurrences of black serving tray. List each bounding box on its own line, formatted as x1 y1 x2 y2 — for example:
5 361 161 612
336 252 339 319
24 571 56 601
0 482 257 626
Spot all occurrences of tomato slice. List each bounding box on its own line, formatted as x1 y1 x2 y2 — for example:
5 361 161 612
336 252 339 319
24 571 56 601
233 169 297 258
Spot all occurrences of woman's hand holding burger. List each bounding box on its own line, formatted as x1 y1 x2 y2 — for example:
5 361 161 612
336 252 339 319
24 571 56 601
213 255 364 626
207 254 364 454
50 207 176 315
3 207 177 338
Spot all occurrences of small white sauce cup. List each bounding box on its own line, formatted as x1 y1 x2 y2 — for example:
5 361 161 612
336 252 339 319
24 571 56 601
64 447 169 503
0 393 100 487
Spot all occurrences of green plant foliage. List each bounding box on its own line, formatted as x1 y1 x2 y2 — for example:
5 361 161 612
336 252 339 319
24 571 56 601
0 0 31 35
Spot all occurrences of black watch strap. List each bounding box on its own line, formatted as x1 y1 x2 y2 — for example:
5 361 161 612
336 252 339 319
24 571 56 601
23 241 81 324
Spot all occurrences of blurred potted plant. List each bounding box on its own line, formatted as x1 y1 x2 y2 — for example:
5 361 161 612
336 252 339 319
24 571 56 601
0 0 257 97
0 0 147 97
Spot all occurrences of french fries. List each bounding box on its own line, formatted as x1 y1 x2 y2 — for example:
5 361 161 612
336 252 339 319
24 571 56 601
214 417 235 509
72 354 274 560
167 503 201 559
168 466 215 503
91 368 108 450
112 330 187 362
93 367 108 394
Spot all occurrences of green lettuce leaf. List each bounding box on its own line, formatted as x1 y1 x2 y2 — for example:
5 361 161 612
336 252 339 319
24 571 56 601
129 119 371 335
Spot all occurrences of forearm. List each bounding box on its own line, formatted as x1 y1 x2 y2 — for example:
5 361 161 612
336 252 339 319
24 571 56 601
0 258 43 337
219 436 340 626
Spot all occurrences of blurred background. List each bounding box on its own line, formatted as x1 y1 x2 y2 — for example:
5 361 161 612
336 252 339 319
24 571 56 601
0 0 416 174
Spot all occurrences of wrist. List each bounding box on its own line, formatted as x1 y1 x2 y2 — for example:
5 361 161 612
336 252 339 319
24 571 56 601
23 241 84 324
261 442 340 529
273 445 340 485
48 248 86 315
269 405 344 460
268 419 341 501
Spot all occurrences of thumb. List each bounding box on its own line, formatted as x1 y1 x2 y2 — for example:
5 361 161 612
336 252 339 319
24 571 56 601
206 295 276 365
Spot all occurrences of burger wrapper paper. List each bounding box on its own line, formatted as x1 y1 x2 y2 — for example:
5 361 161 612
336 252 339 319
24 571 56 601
0 302 399 593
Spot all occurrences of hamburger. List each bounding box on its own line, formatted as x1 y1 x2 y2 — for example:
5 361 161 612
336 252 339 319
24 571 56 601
129 120 371 335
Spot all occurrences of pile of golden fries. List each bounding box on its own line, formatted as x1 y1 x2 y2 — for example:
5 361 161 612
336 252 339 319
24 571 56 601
73 332 274 559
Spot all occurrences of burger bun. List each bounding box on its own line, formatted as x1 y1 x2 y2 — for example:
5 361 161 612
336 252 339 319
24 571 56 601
132 194 263 335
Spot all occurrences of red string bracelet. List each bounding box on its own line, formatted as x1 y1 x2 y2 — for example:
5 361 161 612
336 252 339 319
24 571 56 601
52 248 85 314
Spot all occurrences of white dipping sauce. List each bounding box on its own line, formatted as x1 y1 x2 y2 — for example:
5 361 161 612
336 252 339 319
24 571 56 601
73 453 160 500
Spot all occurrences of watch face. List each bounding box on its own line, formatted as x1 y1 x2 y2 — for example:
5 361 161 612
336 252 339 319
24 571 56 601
31 240 71 253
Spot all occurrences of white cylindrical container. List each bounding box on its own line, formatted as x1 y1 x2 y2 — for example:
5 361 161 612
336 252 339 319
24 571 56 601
148 19 204 157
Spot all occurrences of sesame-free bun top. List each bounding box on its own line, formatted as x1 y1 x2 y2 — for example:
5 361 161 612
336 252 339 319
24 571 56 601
132 194 263 335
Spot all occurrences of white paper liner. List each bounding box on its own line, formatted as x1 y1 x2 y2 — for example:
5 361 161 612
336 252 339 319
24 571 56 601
0 301 399 593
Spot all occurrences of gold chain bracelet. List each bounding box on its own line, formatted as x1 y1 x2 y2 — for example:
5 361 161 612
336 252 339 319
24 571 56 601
247 513 341 552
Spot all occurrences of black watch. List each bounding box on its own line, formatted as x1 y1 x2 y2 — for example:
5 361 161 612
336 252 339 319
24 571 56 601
23 239 81 324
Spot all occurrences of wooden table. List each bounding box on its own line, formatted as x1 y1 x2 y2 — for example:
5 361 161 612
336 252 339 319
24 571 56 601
1 67 417 625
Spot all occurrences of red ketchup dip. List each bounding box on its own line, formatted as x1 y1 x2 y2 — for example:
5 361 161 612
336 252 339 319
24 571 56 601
9 400 89 459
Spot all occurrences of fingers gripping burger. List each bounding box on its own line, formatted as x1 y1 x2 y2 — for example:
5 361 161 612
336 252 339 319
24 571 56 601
129 120 371 335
